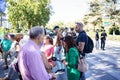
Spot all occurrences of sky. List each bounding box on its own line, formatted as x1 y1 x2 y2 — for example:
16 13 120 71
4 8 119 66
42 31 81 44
49 0 90 23
0 0 6 13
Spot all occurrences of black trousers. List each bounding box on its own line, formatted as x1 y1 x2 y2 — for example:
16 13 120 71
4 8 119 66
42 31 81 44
101 40 105 50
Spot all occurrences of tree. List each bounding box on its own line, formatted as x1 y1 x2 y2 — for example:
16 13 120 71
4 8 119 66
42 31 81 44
0 0 6 27
83 14 89 25
83 14 92 31
46 21 65 30
83 0 120 32
83 0 102 31
103 0 120 34
0 12 5 27
7 0 52 30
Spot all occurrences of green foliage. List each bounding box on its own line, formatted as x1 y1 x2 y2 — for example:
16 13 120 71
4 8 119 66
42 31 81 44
109 26 120 35
7 0 51 30
0 12 5 16
46 21 76 31
89 0 101 14
83 0 120 32
83 14 89 25
0 27 11 36
46 21 65 30
82 0 103 31
100 26 104 32
109 27 113 34
115 29 119 35
104 0 120 28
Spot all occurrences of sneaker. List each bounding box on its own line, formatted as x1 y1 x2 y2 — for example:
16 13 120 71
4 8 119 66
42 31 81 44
103 49 105 50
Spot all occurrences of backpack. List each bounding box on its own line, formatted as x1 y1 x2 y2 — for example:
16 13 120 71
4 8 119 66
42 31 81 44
84 36 94 53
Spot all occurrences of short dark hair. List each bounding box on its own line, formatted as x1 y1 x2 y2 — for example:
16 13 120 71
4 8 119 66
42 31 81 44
10 34 15 39
53 26 59 30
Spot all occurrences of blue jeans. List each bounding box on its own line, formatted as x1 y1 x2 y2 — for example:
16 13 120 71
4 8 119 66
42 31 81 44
54 46 65 70
56 68 68 80
80 72 86 80
8 66 20 80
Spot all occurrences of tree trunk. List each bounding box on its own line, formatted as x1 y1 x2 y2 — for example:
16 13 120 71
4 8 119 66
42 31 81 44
28 22 33 29
93 25 96 32
0 14 2 27
113 30 115 35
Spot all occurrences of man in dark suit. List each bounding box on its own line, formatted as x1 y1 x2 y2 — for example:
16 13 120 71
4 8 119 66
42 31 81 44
101 30 107 50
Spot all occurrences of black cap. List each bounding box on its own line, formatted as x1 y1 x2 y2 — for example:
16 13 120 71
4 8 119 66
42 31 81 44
53 26 59 30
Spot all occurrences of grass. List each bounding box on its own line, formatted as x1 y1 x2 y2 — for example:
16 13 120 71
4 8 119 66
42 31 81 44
87 31 120 42
108 35 120 42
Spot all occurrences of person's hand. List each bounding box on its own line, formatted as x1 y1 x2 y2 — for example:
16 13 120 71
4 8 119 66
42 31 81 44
64 62 68 65
49 73 56 80
62 60 68 66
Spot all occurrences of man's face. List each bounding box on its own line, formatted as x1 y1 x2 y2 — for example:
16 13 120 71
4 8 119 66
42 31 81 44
54 28 59 34
75 24 80 33
37 32 44 45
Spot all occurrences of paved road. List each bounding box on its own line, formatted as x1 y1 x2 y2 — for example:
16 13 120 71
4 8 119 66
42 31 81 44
86 41 120 80
0 40 120 80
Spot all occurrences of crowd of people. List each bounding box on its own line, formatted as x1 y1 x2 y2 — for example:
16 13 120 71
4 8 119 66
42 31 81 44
0 22 107 80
